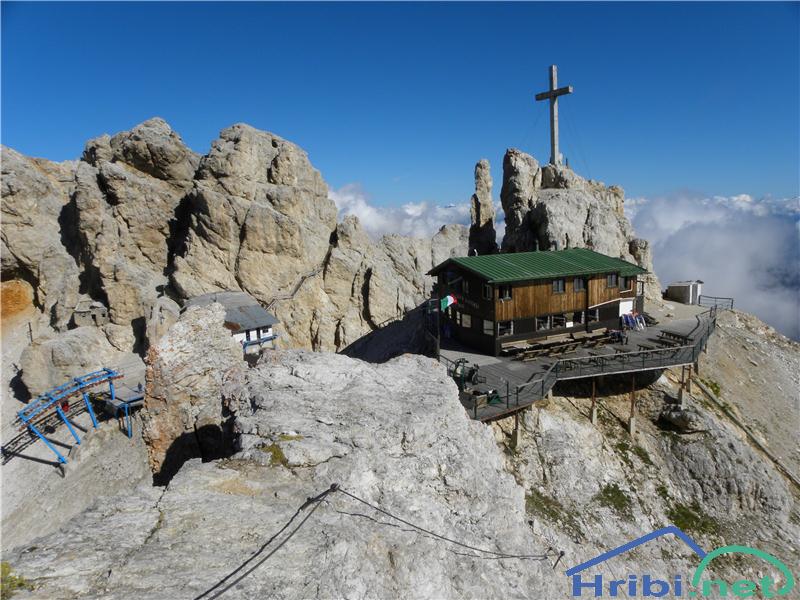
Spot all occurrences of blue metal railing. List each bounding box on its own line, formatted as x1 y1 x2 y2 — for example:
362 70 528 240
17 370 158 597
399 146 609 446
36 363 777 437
16 368 123 464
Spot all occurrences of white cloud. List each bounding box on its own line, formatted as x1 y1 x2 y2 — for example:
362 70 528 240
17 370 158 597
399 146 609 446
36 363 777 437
329 183 508 242
329 183 471 239
627 193 800 340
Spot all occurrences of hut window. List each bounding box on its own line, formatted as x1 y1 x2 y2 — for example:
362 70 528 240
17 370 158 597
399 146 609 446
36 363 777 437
536 316 550 331
620 276 632 290
482 284 492 300
461 313 472 328
552 314 567 328
607 273 618 288
552 279 565 294
573 311 584 324
462 280 470 296
573 278 585 292
498 321 513 337
483 319 493 335
499 285 512 300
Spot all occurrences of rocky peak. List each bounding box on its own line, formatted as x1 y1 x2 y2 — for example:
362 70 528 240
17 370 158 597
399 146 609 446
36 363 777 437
468 159 497 255
499 147 661 301
2 117 467 381
84 117 200 185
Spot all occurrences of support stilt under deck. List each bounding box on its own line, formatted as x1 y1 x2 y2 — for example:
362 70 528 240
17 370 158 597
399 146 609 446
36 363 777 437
628 374 637 435
511 412 521 450
590 378 598 425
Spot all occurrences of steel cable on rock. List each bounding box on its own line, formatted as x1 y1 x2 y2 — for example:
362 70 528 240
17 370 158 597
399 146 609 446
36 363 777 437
335 486 557 561
193 485 338 600
191 484 563 599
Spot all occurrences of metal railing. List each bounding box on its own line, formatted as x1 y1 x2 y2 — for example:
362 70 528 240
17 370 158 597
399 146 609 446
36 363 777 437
440 310 721 421
698 295 734 310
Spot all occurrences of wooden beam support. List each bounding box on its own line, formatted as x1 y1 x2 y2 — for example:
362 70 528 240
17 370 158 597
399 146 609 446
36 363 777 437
590 377 598 425
628 374 637 435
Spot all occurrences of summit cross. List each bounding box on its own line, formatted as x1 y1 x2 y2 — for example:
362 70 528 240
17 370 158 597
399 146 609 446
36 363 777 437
534 65 573 166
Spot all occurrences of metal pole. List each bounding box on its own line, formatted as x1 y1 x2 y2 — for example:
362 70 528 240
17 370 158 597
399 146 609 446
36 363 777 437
25 422 67 464
125 403 132 438
56 405 81 445
82 391 99 428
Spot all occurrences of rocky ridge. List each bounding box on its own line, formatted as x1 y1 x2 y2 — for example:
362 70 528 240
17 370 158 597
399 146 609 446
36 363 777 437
4 304 798 599
1 119 467 396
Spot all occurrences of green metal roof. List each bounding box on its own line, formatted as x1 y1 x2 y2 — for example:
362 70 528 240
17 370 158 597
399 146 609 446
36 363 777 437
429 248 647 283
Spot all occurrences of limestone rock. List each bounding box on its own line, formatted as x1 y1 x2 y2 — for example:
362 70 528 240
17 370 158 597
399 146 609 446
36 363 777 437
171 124 335 299
658 403 706 432
468 159 497 255
144 296 181 349
9 337 568 599
18 326 142 397
85 117 200 185
141 303 246 484
431 223 469 268
5 306 799 598
499 149 661 300
1 146 81 330
71 154 186 327
1 420 151 553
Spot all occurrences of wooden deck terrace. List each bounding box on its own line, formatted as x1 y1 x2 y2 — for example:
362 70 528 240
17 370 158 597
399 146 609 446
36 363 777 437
440 310 718 423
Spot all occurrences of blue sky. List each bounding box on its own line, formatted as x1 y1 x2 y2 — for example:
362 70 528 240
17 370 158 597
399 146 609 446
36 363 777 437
2 1 799 205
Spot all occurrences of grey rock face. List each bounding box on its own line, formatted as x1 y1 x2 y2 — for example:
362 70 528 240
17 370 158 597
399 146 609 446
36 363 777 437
171 123 336 301
499 149 661 301
1 146 81 330
144 296 180 349
170 124 467 351
8 305 798 599
8 307 566 599
659 403 706 432
18 326 142 397
141 303 245 484
84 117 200 184
2 119 467 367
431 223 470 268
1 420 151 554
468 159 497 255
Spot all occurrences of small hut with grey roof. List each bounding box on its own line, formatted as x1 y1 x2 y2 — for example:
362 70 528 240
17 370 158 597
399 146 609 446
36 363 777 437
184 291 278 354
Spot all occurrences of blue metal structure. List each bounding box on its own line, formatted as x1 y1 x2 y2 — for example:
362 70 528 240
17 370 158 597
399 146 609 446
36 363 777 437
16 368 121 464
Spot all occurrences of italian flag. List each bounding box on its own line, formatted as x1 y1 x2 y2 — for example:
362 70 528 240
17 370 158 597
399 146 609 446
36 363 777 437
440 294 458 311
